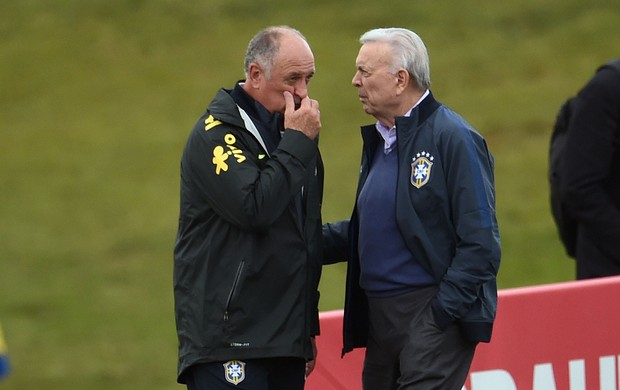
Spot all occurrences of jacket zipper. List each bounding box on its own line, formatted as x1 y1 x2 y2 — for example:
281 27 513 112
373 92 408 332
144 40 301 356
224 260 245 321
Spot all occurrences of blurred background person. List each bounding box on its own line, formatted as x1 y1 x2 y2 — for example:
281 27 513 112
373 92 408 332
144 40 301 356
562 58 620 279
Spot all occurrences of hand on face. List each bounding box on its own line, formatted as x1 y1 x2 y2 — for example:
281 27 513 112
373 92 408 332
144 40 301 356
283 91 321 140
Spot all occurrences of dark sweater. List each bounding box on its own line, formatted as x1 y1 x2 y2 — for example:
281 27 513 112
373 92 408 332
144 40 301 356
357 145 434 297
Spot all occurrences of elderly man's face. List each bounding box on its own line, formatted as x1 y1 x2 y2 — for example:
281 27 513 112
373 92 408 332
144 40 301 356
255 34 315 114
352 41 402 123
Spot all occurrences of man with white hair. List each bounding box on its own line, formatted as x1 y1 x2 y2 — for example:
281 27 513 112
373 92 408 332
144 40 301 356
323 27 501 389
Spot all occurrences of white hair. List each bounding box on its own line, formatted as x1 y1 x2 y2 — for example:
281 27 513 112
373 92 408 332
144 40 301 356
360 28 431 90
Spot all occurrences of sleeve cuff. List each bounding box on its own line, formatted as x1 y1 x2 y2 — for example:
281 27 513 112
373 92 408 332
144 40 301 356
278 129 317 166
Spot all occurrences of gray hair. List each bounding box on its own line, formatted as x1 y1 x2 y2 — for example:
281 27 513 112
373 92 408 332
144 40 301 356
360 28 431 90
244 26 307 80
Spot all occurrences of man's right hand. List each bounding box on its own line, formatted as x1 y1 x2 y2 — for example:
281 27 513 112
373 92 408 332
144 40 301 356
283 91 321 140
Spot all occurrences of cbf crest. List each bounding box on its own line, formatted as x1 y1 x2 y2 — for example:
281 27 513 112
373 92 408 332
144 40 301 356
411 151 434 189
223 360 246 385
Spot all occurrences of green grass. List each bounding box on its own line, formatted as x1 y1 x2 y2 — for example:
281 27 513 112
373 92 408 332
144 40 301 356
1 0 619 388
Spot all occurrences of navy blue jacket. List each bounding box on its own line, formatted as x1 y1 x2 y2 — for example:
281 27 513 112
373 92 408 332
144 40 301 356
323 92 501 354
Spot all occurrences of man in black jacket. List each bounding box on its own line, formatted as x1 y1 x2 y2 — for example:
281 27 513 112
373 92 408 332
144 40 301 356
562 59 620 279
174 26 323 389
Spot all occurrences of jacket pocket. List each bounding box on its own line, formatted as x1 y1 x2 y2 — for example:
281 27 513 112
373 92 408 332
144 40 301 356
224 260 245 322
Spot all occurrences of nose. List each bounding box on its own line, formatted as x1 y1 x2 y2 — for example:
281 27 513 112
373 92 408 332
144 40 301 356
352 71 361 87
294 79 309 99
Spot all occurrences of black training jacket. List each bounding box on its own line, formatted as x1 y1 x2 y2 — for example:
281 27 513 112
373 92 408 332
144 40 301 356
173 88 324 383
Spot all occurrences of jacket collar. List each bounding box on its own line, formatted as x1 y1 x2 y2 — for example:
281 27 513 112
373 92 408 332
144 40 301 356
360 91 441 145
207 88 246 128
230 82 282 153
207 83 283 154
395 91 441 130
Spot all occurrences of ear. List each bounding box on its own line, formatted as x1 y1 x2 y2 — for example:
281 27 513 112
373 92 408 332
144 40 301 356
247 63 263 89
395 69 410 95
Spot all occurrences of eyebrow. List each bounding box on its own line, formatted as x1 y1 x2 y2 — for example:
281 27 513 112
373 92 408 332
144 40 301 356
286 70 315 79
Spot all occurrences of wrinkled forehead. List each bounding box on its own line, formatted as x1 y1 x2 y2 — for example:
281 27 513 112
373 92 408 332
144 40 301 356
356 41 394 69
272 34 315 74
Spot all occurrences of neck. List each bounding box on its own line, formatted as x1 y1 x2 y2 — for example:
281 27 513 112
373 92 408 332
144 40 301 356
376 89 426 128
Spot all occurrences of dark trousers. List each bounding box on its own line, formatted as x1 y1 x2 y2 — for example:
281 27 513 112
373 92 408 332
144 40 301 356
363 286 476 390
186 357 305 390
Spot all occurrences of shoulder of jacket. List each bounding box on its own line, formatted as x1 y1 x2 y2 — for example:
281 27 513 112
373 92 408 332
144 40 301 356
192 113 243 139
204 88 246 129
433 106 478 134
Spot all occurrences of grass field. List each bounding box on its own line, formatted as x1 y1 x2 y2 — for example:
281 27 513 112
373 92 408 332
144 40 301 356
1 0 619 388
